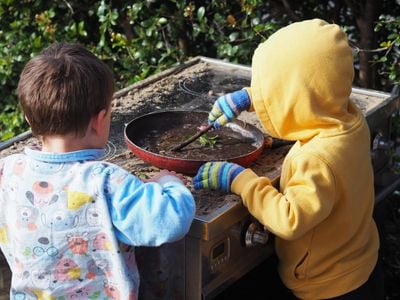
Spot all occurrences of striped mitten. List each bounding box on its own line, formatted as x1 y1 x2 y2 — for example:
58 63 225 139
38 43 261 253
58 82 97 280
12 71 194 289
208 89 251 128
193 162 245 192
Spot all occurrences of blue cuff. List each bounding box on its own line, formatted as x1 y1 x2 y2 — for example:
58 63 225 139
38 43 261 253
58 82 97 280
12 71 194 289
231 89 251 111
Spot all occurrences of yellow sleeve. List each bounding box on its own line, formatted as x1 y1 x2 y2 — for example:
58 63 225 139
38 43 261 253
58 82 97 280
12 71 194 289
231 154 336 240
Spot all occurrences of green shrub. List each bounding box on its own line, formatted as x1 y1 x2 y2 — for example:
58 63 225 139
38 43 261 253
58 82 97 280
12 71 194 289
1 0 399 141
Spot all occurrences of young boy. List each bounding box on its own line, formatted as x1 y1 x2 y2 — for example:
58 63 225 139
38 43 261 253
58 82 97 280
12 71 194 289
193 19 383 299
0 42 195 299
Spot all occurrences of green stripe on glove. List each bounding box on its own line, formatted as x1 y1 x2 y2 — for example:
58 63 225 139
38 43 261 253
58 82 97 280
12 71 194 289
193 161 245 192
208 89 251 128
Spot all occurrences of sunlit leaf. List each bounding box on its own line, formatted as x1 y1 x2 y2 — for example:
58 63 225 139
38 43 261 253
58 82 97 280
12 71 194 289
158 17 167 25
197 6 205 20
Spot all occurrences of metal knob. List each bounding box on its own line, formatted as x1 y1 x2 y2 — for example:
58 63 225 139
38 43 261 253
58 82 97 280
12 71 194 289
244 222 269 248
372 133 394 151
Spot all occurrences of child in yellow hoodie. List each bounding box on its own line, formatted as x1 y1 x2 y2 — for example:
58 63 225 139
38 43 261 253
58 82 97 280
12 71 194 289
193 19 384 299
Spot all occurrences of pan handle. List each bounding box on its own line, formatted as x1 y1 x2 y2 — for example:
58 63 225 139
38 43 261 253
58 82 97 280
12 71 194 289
264 136 294 149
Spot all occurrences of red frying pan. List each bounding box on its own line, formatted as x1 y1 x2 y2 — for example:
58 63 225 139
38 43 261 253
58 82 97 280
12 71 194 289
124 110 265 175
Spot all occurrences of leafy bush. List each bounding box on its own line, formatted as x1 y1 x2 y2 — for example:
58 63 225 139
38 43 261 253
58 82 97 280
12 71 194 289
374 15 400 87
0 0 281 141
1 0 399 141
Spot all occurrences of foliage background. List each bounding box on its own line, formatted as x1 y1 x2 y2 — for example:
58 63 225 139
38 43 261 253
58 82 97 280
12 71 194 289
0 1 400 298
0 0 399 141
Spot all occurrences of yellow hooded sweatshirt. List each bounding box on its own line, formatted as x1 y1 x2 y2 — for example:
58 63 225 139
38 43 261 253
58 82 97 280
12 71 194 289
231 19 379 299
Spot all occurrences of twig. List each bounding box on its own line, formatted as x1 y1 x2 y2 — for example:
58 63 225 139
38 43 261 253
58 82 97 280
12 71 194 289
350 38 399 56
170 123 214 152
280 0 301 22
62 0 74 14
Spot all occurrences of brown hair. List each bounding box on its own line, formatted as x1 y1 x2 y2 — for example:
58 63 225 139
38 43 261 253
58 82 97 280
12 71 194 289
17 42 115 136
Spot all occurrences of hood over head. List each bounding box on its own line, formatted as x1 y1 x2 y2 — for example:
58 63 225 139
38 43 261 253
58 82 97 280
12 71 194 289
249 19 359 142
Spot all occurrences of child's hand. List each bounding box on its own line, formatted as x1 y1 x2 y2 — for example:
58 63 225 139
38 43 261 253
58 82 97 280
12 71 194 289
208 89 251 128
145 169 187 185
193 161 245 192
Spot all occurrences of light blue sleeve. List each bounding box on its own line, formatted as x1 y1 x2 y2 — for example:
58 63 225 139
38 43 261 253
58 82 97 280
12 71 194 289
107 171 195 247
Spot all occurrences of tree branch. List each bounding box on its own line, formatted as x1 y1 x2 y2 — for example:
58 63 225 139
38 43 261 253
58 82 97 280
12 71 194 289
280 0 301 22
350 38 399 55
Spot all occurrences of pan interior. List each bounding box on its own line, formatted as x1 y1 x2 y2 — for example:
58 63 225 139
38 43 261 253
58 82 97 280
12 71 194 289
125 111 264 161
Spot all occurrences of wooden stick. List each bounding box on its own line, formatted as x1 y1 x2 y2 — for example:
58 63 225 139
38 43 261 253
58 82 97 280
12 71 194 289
170 123 214 152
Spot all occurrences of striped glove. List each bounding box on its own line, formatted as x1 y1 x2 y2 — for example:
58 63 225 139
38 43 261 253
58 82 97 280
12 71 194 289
208 89 251 128
193 162 245 192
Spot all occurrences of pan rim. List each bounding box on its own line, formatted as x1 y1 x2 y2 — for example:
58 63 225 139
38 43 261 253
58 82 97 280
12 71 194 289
123 110 265 172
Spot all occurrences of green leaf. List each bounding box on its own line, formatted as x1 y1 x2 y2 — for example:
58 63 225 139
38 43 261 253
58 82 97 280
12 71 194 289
158 17 167 25
156 41 163 49
197 6 205 20
78 21 87 36
378 56 388 63
229 32 239 42
388 33 399 40
198 134 219 147
97 0 106 17
252 17 260 25
145 27 154 37
131 3 143 14
380 41 392 48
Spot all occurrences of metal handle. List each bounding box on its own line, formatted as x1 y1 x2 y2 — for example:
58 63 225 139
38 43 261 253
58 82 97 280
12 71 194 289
244 222 269 248
372 133 394 151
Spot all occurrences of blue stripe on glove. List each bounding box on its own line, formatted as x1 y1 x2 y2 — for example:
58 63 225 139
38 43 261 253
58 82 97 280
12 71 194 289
193 161 245 192
208 89 251 128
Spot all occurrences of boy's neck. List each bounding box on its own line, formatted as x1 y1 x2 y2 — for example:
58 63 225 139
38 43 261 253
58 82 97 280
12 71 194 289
41 134 98 153
39 108 110 153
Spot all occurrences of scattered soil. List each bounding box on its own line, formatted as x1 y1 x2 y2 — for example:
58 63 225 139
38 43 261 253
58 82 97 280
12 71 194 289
1 58 399 299
0 60 277 214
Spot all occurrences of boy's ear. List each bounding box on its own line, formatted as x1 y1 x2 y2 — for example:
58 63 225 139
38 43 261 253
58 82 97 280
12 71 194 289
91 109 107 134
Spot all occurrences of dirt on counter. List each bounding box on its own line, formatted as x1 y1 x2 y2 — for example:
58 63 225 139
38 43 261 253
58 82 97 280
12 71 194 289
0 60 287 217
0 60 281 175
1 59 400 300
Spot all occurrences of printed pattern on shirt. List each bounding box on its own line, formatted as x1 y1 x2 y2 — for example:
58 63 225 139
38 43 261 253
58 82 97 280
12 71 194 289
0 154 138 300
